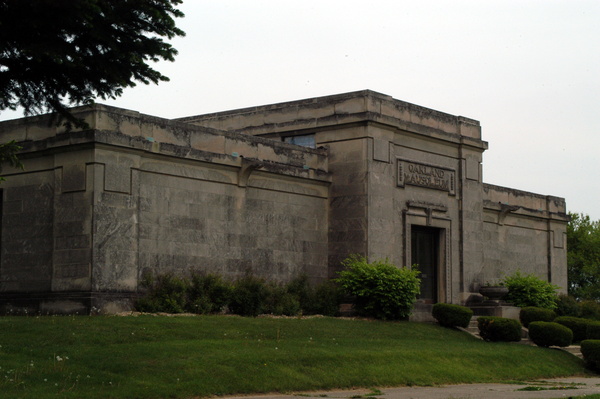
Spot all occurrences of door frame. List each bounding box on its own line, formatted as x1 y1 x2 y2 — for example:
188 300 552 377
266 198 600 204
403 203 451 303
411 225 441 303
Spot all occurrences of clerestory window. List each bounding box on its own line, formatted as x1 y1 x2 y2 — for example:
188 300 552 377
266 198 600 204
283 134 315 148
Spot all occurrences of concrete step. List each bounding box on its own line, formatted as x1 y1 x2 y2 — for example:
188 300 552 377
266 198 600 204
560 345 583 358
457 319 482 339
515 338 536 346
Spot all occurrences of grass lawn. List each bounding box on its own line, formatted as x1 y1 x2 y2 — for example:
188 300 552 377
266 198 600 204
0 315 590 398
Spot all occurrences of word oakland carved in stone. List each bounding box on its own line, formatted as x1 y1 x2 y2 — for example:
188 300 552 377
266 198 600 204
397 159 455 195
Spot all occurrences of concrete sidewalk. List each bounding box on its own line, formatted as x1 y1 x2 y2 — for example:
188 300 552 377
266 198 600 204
223 377 600 399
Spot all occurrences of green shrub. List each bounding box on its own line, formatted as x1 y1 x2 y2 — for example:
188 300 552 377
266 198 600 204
586 321 600 340
528 321 573 347
134 271 343 318
265 284 301 316
477 316 522 342
554 316 593 343
553 296 600 321
283 275 342 316
307 280 343 316
261 276 343 317
501 271 559 309
579 300 600 320
284 275 313 309
519 307 556 328
336 255 420 320
431 303 473 328
135 272 189 313
229 275 270 317
186 273 232 314
555 294 581 317
581 340 600 371
232 276 327 317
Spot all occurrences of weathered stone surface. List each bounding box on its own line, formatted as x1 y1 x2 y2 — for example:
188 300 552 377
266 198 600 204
0 91 568 315
183 90 566 308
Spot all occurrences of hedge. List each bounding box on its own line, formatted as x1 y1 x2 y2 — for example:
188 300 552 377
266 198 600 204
554 316 594 343
136 272 343 317
581 340 600 372
528 321 572 347
477 316 522 342
586 321 600 340
432 303 473 328
519 306 556 328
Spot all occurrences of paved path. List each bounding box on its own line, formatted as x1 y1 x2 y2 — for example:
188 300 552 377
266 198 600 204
223 377 600 399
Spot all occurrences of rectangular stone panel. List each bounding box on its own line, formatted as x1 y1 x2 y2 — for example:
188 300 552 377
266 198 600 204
104 164 131 194
397 158 456 195
373 139 390 162
465 157 480 181
553 230 566 249
62 165 86 193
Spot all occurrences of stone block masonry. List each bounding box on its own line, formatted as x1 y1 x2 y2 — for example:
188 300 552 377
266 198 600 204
0 90 569 316
182 90 568 312
0 104 330 314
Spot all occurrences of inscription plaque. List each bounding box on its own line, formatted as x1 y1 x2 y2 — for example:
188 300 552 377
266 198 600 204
397 159 455 195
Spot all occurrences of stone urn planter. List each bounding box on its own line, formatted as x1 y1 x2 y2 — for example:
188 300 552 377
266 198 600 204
479 286 508 301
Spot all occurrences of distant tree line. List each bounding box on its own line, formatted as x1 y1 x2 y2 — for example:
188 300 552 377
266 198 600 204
568 212 600 301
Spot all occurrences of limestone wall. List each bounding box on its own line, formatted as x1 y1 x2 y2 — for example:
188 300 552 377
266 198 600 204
181 90 569 306
1 170 55 293
477 184 568 291
0 92 570 314
0 105 330 313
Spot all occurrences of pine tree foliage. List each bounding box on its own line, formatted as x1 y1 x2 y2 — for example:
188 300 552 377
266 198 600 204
0 140 23 181
0 0 185 126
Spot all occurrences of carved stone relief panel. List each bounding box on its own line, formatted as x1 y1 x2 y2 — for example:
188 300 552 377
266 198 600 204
397 159 456 196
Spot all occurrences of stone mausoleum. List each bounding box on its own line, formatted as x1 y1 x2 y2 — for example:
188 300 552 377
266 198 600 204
0 90 569 316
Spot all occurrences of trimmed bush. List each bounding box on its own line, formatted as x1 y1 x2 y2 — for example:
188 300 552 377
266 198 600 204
528 321 573 347
501 271 559 309
586 321 600 340
336 255 421 320
477 316 522 342
432 303 473 328
554 316 594 343
519 307 556 328
581 340 600 371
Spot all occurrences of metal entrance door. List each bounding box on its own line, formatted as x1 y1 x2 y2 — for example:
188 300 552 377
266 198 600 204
411 226 439 303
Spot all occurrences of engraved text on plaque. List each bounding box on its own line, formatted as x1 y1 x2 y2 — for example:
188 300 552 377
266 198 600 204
397 159 455 195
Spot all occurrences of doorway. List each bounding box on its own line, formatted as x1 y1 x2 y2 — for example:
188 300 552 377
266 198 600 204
411 225 440 303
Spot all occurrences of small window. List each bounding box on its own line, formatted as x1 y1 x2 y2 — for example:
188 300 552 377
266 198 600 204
283 135 315 148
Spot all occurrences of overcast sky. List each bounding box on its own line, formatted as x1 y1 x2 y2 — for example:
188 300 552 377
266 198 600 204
2 1 599 219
